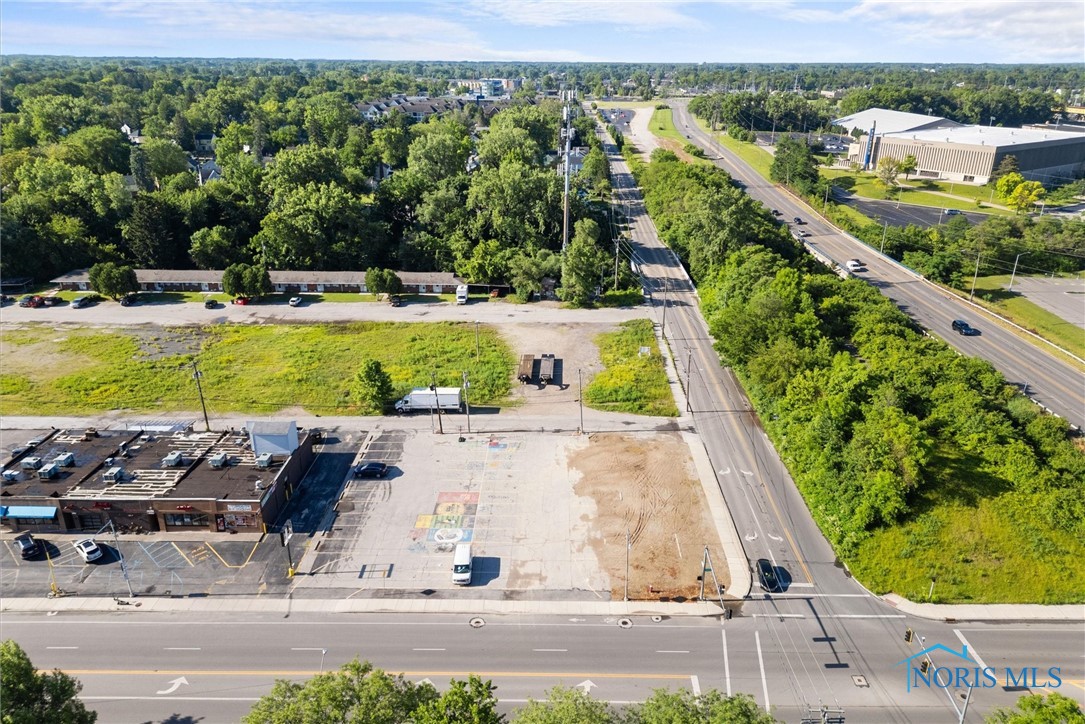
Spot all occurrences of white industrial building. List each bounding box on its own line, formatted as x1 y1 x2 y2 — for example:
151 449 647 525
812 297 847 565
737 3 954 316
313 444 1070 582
835 108 1085 185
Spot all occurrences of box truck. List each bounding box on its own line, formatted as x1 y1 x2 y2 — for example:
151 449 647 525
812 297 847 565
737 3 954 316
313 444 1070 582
394 387 463 413
455 285 469 305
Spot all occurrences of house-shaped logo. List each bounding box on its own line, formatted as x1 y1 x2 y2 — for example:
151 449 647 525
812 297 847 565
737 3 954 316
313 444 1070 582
895 644 972 692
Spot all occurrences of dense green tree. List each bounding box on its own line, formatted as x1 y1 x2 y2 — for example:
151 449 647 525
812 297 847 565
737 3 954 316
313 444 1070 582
372 125 410 169
364 267 402 296
561 218 607 306
412 675 503 724
996 172 1026 202
122 194 186 268
627 688 777 724
189 226 242 269
242 264 273 297
242 659 437 724
515 687 613 724
87 262 139 299
769 136 819 193
990 154 1020 184
142 138 190 183
406 126 472 185
508 248 561 302
55 125 130 175
477 126 540 168
261 145 346 208
985 691 1084 723
875 156 902 193
351 358 394 414
1005 180 1045 214
222 263 247 297
129 145 153 192
0 639 97 724
899 154 917 180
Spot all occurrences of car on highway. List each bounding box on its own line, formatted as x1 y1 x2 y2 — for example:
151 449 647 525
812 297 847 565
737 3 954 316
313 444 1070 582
793 216 803 225
845 259 864 272
798 230 811 238
951 319 979 335
288 296 303 307
354 461 389 479
756 559 781 592
944 209 962 216
72 538 103 562
14 532 40 559
771 209 781 216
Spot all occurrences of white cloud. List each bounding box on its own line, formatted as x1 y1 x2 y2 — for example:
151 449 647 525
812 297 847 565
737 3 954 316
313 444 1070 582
460 0 698 30
850 0 1083 62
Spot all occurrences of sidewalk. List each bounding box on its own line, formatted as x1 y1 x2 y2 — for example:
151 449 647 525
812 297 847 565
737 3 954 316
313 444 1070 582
883 594 1085 623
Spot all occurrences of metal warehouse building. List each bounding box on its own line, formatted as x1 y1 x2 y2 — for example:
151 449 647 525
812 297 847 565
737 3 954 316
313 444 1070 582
836 108 1085 185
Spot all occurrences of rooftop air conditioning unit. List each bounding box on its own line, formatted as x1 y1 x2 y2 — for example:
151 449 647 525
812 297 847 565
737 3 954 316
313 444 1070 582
53 452 75 467
162 451 185 467
38 463 59 479
103 466 124 482
2 470 19 482
255 453 273 469
208 452 228 469
21 457 42 470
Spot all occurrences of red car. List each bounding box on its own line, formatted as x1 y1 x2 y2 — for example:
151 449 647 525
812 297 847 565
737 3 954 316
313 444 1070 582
232 297 251 305
18 295 44 308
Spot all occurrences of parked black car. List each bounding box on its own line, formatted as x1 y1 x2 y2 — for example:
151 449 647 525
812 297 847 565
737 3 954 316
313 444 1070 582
14 532 40 559
354 462 388 478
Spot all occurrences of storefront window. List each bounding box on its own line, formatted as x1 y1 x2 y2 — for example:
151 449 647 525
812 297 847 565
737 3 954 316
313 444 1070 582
164 512 209 527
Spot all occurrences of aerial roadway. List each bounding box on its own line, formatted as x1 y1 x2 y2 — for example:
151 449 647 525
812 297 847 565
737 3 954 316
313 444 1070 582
669 100 1085 432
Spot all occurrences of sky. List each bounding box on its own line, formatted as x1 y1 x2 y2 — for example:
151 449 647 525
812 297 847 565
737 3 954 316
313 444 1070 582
1 0 1082 65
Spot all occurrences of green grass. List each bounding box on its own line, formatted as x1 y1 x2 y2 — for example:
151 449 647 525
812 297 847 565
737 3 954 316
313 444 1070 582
594 101 659 109
649 108 686 143
714 131 775 179
965 275 1085 360
822 170 1013 216
850 447 1085 604
597 289 645 308
0 323 515 416
583 319 678 417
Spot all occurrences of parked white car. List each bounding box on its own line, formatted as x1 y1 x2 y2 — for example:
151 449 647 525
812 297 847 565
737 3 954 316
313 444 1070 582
72 538 103 562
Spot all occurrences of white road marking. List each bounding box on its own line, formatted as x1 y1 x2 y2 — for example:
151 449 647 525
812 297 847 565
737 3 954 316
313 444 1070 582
532 649 567 652
164 647 201 651
722 630 731 696
413 648 446 652
756 631 771 711
46 646 79 650
691 674 701 696
954 630 989 670
656 650 690 654
290 647 325 651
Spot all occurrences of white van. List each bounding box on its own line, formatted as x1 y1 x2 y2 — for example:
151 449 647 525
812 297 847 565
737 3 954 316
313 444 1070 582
455 285 468 305
451 543 472 585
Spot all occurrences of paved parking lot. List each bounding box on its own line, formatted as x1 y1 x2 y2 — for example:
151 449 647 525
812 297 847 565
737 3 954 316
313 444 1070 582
296 428 608 598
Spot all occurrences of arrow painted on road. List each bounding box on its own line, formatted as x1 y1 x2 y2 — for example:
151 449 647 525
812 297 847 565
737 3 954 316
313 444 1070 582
744 532 758 541
718 468 731 476
156 676 188 695
568 618 586 623
768 533 783 542
740 470 753 476
577 680 597 693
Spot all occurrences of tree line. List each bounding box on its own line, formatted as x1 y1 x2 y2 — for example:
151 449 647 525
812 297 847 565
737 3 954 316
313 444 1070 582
630 150 1084 562
2 58 621 305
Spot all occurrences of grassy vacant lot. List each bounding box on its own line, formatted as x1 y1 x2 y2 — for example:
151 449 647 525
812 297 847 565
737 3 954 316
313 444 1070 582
822 170 1012 216
648 108 713 166
966 275 1085 359
850 447 1085 604
583 319 678 416
0 323 514 416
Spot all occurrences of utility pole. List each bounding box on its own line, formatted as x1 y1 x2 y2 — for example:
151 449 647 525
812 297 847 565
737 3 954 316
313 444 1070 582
968 250 983 302
880 221 889 254
462 371 471 434
614 237 620 289
561 94 574 254
192 361 210 431
624 529 630 602
685 347 693 413
577 369 584 433
1009 252 1024 290
430 372 444 435
661 278 669 338
106 520 134 597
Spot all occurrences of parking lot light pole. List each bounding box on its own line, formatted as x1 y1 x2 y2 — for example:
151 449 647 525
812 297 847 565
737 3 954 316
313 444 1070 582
462 371 471 434
106 520 134 598
1009 253 1025 290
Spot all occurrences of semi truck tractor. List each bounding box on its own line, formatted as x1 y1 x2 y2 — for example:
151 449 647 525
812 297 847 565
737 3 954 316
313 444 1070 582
394 387 463 413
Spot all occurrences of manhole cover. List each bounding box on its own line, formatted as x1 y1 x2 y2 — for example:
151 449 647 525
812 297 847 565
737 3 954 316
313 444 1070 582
852 675 869 688
469 617 485 628
617 618 633 629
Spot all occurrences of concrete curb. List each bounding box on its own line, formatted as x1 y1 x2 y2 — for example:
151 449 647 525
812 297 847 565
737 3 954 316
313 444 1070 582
2 595 724 618
881 594 1085 623
683 431 752 600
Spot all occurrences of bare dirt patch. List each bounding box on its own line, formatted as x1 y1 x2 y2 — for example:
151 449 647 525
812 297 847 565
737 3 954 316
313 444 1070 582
569 432 727 601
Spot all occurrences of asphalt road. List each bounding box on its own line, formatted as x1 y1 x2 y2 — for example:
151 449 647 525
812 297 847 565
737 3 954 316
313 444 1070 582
669 101 1084 430
4 610 1080 723
834 192 989 228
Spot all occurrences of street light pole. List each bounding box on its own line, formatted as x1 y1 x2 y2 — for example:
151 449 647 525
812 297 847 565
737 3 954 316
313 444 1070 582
577 369 584 433
685 347 693 413
661 278 669 338
109 520 134 598
880 221 889 254
462 371 471 434
192 361 211 431
969 250 983 302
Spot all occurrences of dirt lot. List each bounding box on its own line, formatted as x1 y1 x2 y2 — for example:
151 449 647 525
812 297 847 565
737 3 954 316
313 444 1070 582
569 432 727 601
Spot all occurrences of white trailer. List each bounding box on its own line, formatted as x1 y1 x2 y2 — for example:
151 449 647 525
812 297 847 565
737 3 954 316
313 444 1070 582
395 387 463 413
455 285 469 305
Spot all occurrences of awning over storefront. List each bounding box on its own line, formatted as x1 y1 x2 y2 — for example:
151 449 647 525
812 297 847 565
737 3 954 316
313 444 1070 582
0 506 58 519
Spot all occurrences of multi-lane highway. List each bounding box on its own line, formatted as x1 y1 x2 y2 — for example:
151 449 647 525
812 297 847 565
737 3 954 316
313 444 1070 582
669 101 1084 431
5 610 1080 723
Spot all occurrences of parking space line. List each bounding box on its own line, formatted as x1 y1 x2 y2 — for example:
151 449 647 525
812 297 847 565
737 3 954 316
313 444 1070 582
204 539 261 569
171 542 195 567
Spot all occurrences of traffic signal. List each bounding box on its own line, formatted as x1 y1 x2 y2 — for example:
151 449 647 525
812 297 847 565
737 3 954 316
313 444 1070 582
904 628 914 643
919 660 931 674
